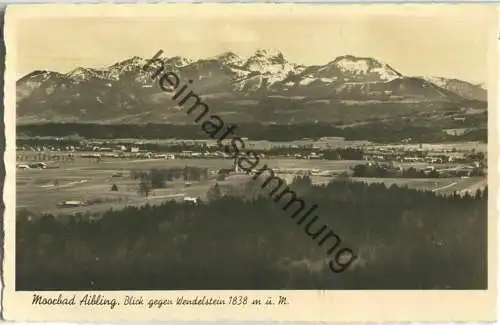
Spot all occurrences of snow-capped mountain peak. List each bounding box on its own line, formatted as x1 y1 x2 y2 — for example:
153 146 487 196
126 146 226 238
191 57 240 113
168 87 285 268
164 56 193 67
328 55 401 82
17 70 60 83
104 55 192 83
236 48 302 89
65 67 102 83
67 67 90 77
333 55 373 74
244 48 288 71
421 76 450 88
16 49 486 123
254 48 285 61
122 56 147 66
420 76 487 101
109 56 149 73
214 51 243 66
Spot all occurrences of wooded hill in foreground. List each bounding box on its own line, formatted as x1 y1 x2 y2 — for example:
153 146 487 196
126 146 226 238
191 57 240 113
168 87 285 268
17 178 487 290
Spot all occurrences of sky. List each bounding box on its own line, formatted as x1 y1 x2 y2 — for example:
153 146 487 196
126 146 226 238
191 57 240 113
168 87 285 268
13 4 494 84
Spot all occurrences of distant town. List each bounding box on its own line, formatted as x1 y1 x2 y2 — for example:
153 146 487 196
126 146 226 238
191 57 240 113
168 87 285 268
16 137 486 177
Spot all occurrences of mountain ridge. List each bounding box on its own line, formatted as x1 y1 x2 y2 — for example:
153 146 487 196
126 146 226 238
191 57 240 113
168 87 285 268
16 50 487 125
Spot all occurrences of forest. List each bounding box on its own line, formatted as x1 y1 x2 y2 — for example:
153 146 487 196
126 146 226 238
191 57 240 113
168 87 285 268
350 164 486 178
17 121 487 143
16 177 487 290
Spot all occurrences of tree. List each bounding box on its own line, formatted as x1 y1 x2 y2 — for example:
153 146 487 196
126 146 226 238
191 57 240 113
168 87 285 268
336 172 351 181
206 183 223 201
111 184 118 191
475 188 482 200
292 175 312 187
428 169 439 179
216 172 227 181
53 179 60 191
190 167 202 181
470 168 485 177
138 179 151 198
241 180 265 200
352 164 368 177
290 175 313 194
149 168 167 189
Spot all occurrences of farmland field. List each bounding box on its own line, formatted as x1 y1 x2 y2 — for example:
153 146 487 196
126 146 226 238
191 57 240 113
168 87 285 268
17 154 487 216
16 157 359 215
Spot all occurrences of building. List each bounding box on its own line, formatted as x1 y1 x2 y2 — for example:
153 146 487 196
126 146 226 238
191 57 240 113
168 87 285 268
233 157 240 172
155 154 175 159
28 162 48 169
81 153 101 159
183 197 199 204
57 200 85 208
179 151 193 158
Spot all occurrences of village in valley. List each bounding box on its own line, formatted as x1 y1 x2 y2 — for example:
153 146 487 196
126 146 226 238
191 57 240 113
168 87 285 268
16 135 487 215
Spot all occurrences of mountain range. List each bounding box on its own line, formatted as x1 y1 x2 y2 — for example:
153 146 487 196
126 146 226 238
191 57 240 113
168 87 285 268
16 49 487 125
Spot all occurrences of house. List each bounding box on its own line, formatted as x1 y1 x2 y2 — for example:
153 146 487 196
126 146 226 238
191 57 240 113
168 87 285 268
57 200 85 208
307 152 323 160
183 197 199 204
402 157 423 163
28 162 48 169
81 153 101 159
423 166 436 174
179 151 193 158
425 156 444 164
154 154 175 159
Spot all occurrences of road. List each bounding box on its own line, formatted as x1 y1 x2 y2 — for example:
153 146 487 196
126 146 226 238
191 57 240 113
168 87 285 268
432 176 487 196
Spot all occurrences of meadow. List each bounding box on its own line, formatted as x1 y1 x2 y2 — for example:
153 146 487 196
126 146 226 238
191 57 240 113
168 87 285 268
17 153 486 215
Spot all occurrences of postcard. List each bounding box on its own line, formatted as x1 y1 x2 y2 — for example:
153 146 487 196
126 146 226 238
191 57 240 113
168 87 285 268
2 3 497 322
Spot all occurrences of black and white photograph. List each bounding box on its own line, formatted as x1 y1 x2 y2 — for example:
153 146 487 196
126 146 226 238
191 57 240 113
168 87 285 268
2 3 496 322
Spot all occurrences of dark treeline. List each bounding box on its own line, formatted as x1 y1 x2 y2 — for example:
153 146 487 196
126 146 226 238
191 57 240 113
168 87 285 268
16 179 487 290
17 138 82 147
130 167 210 185
351 164 439 178
263 147 364 160
17 122 487 143
351 164 486 178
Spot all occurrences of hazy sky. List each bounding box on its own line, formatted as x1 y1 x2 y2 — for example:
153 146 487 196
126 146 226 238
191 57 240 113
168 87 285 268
14 4 494 83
